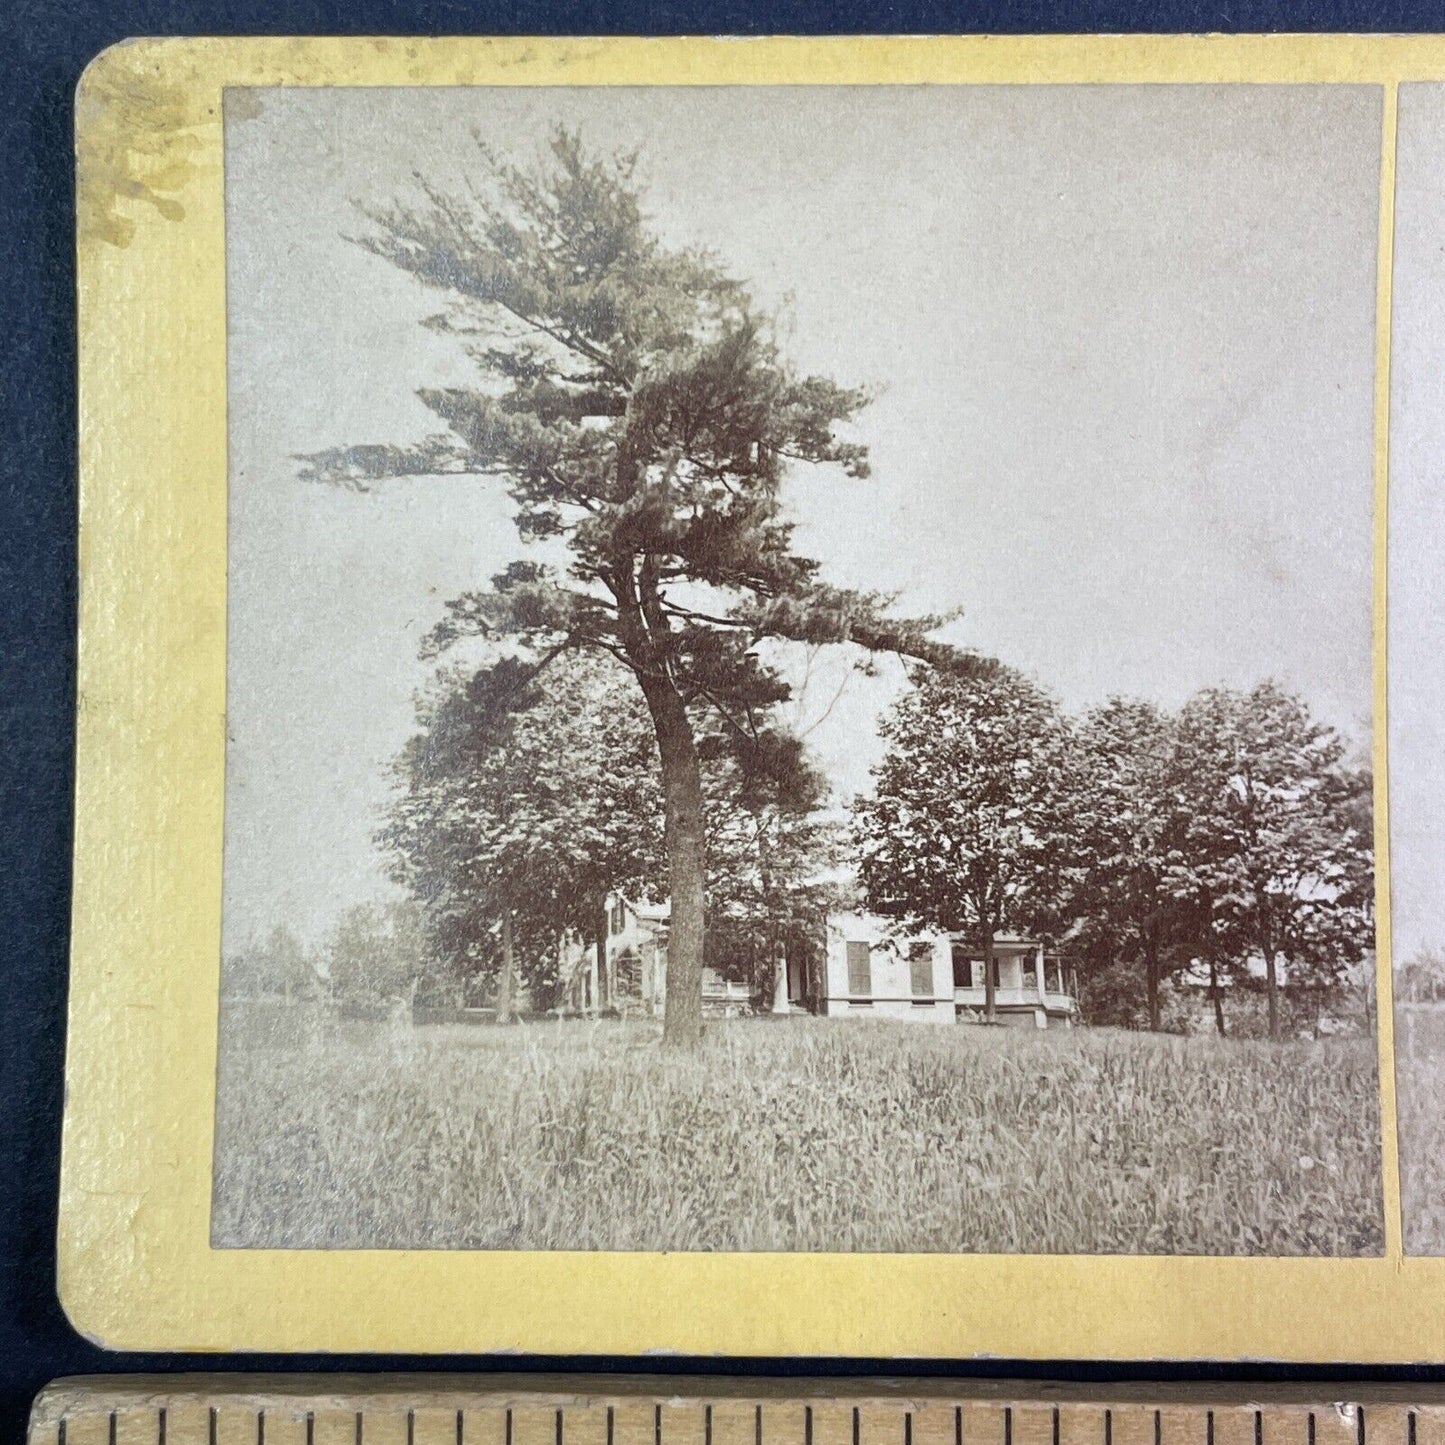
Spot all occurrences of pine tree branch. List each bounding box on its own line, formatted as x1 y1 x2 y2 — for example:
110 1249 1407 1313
296 438 507 489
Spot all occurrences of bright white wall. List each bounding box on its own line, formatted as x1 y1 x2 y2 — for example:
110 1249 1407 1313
822 912 955 1022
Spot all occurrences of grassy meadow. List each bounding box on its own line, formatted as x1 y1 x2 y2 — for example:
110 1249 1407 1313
1397 1004 1445 1254
211 1011 1384 1255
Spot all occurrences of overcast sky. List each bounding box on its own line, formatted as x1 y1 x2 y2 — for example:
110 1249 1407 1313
1389 83 1445 969
221 83 1382 947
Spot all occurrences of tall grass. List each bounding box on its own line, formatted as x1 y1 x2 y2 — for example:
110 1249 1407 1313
1397 1005 1445 1254
212 1013 1383 1255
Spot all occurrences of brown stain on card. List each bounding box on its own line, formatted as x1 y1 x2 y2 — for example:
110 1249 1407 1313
75 51 206 248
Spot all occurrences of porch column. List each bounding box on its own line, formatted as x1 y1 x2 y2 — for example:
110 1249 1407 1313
1036 942 1048 1004
771 952 790 1013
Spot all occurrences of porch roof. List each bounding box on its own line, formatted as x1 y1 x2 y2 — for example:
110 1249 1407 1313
948 933 1044 957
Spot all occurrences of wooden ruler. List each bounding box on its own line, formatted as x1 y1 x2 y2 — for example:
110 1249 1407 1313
24 1378 1445 1445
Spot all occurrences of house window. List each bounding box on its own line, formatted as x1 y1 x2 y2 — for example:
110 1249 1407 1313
610 899 626 935
951 942 972 988
909 941 933 999
846 940 872 997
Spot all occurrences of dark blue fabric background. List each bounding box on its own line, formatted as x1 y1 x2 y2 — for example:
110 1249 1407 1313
5 2 1445 1438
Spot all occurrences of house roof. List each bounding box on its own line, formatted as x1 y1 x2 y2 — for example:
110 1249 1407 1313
623 896 670 923
945 931 1041 953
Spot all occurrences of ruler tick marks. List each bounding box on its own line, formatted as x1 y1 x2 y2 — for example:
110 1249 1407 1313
39 1387 1443 1445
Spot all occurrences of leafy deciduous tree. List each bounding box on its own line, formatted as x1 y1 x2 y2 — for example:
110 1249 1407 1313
853 668 1074 1022
704 729 841 1005
1170 683 1374 1039
1070 698 1189 1032
328 902 426 1008
382 651 668 1019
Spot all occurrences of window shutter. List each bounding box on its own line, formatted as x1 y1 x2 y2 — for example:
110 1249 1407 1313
846 941 871 996
909 942 933 997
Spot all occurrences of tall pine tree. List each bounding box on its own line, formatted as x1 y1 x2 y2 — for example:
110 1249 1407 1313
303 130 991 1045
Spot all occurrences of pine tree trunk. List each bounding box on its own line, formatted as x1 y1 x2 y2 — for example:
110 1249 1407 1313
497 912 515 1025
982 920 997 1024
1208 955 1226 1037
639 675 707 1049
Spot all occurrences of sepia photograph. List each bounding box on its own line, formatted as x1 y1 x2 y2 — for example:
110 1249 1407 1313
211 82 1385 1256
1386 81 1445 1257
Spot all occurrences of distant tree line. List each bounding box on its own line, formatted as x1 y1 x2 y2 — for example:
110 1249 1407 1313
221 901 430 1012
855 669 1374 1039
1399 947 1445 1005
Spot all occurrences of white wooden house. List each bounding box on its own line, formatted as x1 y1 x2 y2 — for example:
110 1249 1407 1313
812 913 1079 1029
814 911 956 1023
561 894 755 1017
557 894 1080 1029
562 893 671 1016
949 932 1080 1028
